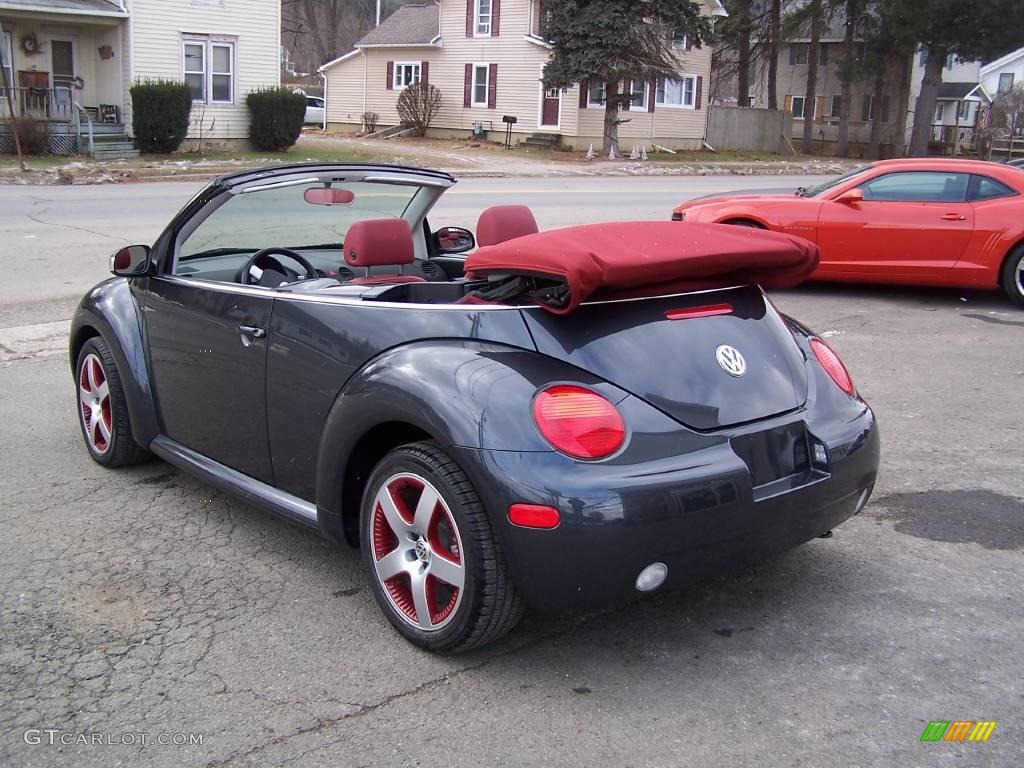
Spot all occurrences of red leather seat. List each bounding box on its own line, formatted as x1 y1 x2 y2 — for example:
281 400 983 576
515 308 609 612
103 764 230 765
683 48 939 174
476 205 539 247
344 219 427 285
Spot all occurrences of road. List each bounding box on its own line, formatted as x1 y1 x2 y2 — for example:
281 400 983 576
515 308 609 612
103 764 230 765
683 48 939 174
1 176 1021 768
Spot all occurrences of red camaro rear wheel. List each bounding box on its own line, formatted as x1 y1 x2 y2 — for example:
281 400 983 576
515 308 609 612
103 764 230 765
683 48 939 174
360 441 523 652
1001 244 1024 307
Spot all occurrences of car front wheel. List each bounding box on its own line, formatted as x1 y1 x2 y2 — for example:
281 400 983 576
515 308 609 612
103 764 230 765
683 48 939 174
1000 244 1024 306
76 337 149 467
360 441 523 653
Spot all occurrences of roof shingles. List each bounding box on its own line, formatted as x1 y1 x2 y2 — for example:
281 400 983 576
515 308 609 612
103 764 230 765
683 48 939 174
355 2 439 47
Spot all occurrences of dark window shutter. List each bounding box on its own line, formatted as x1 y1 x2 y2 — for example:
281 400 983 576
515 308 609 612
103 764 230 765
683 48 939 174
685 35 693 51
386 61 394 90
492 0 500 36
421 61 429 86
648 81 656 113
464 63 472 107
579 79 589 108
695 76 703 110
487 63 497 109
466 0 474 36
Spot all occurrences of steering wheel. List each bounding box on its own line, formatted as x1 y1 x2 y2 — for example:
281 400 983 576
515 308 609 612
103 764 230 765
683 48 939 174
239 247 318 287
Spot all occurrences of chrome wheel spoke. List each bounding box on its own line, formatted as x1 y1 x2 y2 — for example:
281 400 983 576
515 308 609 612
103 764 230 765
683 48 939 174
412 485 440 534
87 357 103 393
375 485 410 536
96 380 110 404
410 571 433 629
374 548 408 582
96 414 112 444
429 555 464 591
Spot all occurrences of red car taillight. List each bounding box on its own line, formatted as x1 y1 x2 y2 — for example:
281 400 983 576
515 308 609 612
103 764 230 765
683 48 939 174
811 338 855 395
532 385 626 460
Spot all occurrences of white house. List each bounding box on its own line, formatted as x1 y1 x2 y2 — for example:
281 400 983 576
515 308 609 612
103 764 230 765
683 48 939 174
0 0 280 157
978 46 1024 104
319 0 726 151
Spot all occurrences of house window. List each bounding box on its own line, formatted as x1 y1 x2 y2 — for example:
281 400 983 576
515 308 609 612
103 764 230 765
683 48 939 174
672 32 688 48
791 95 806 119
934 102 944 122
587 81 606 107
656 76 696 108
861 94 873 121
789 45 808 65
630 80 647 111
183 37 235 104
1 31 12 93
393 61 421 89
475 0 492 36
997 73 1014 94
818 45 829 66
959 100 971 120
831 95 842 118
471 63 489 106
855 43 866 62
945 53 954 70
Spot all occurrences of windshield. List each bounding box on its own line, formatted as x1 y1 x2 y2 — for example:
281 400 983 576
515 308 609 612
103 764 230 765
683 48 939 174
799 164 875 198
179 180 420 262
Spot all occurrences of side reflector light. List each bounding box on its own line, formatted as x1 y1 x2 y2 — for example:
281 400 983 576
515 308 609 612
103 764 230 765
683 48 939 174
532 385 626 460
665 303 733 321
508 504 561 530
811 338 855 395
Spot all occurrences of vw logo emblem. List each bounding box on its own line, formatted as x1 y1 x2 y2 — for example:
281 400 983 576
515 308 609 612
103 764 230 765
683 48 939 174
715 345 746 377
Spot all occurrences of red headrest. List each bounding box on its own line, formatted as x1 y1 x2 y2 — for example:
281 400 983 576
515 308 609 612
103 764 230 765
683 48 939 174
476 205 539 247
344 219 414 268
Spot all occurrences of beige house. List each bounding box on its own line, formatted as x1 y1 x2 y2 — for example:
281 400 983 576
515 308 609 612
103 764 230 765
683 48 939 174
1 0 279 156
319 0 726 150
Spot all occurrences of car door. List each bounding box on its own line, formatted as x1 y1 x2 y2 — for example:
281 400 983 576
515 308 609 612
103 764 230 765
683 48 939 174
815 170 974 279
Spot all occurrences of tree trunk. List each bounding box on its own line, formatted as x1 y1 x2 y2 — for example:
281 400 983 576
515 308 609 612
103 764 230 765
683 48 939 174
801 0 823 154
893 52 912 157
835 0 858 157
735 0 752 106
601 80 622 157
869 69 885 158
909 46 946 157
767 0 781 109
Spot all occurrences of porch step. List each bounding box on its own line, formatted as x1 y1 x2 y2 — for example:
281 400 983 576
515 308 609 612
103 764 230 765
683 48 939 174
91 137 140 160
518 133 561 149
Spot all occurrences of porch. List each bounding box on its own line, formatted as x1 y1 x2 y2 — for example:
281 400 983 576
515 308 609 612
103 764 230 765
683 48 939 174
1 0 130 155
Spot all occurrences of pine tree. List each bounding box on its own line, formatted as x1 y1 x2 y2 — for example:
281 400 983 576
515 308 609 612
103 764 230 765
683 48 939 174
542 0 712 156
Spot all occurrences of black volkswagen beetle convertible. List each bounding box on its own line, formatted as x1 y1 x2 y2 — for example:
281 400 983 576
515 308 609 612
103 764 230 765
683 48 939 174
71 164 879 652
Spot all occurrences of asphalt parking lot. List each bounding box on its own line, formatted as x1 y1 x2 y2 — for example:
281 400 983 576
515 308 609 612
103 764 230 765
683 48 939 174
1 177 1021 767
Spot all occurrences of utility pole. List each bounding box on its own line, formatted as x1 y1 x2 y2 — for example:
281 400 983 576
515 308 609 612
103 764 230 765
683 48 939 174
0 19 27 172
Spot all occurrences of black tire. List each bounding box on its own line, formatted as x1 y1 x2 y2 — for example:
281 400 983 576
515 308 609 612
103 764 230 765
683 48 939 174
999 244 1024 307
724 219 766 229
360 440 523 653
75 337 150 468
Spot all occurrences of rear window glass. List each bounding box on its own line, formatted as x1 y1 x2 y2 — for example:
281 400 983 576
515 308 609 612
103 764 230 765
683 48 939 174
968 175 1016 201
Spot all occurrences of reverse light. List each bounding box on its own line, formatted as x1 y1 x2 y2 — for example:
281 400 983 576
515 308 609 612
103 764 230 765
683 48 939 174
532 385 626 460
508 504 561 530
811 338 855 395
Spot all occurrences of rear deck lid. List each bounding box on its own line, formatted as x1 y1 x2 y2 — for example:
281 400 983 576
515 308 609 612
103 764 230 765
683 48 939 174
521 285 808 431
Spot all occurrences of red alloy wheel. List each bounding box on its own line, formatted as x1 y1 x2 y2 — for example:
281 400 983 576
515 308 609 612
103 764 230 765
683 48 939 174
78 352 112 454
370 473 466 631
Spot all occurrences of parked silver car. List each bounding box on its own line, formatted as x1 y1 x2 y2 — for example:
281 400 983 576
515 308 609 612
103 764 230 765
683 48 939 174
304 96 325 125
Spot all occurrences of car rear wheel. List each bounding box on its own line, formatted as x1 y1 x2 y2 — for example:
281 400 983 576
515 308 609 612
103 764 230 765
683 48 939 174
76 337 150 467
1000 244 1024 306
360 441 523 653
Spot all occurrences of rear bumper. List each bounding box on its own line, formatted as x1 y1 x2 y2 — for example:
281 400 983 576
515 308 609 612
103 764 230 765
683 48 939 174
456 403 879 614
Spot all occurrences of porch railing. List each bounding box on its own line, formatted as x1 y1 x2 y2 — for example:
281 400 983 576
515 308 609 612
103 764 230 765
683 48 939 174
73 102 94 157
0 85 75 122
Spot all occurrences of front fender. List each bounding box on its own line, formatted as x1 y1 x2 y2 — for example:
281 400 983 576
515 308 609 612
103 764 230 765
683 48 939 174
70 278 160 447
314 339 627 542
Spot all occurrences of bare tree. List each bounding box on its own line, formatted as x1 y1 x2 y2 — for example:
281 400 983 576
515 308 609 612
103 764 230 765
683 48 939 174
801 0 825 153
766 0 781 109
396 82 442 136
835 0 864 157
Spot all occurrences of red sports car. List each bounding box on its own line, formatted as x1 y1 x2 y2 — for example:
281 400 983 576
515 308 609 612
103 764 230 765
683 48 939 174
672 159 1024 305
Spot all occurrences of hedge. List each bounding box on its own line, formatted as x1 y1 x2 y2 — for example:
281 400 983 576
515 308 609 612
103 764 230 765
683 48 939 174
130 80 192 154
246 88 306 151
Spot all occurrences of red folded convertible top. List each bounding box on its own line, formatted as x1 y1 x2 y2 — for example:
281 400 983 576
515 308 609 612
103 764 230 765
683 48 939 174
464 221 820 314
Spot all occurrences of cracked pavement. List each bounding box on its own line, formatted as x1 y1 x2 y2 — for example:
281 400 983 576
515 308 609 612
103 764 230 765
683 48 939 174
1 178 1022 767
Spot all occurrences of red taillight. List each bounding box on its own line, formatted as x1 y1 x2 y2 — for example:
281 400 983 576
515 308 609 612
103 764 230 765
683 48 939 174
811 338 854 395
532 385 626 459
508 504 561 529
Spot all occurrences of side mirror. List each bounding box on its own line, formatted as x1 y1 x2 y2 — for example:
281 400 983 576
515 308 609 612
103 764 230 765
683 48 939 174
834 188 864 205
434 226 476 254
110 245 152 276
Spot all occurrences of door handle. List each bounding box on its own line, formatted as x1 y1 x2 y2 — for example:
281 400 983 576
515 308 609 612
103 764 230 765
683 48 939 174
940 213 966 221
238 325 266 346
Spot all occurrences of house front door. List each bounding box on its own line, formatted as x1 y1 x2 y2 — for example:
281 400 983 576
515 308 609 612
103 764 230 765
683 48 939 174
540 87 560 128
51 39 76 91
